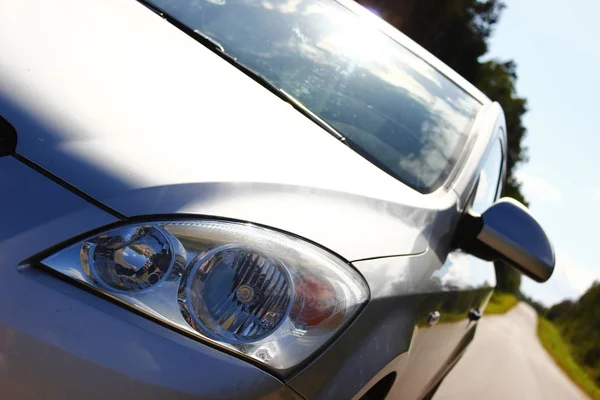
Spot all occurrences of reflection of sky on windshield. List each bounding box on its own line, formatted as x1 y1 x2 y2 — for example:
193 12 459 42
149 0 480 192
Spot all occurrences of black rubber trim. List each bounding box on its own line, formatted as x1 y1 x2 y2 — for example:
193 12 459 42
453 212 497 261
12 153 127 220
359 372 396 400
0 115 18 157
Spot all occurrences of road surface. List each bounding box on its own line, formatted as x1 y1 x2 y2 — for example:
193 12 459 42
434 303 588 400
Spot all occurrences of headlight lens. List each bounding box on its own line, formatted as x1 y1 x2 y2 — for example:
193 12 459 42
41 220 368 372
181 244 293 343
81 225 182 292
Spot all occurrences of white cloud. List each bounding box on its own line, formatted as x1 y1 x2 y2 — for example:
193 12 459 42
559 253 600 295
523 252 600 306
594 189 600 199
515 171 563 204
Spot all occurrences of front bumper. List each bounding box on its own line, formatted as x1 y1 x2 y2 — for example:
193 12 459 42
0 157 301 400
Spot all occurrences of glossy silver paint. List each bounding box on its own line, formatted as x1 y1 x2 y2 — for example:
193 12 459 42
0 0 441 261
0 157 301 399
0 0 519 399
478 198 555 282
288 251 495 400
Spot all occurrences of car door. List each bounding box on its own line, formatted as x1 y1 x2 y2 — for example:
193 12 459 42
397 135 505 400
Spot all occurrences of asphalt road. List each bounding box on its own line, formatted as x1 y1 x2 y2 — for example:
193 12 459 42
434 303 588 400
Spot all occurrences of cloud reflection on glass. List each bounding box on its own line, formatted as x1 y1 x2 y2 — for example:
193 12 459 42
148 0 480 192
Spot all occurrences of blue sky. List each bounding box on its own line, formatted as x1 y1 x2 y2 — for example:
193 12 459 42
486 0 600 306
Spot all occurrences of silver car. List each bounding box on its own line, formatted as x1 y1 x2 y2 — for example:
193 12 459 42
0 0 554 399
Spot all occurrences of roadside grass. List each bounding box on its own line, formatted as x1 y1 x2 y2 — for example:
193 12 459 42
538 318 600 400
484 291 519 315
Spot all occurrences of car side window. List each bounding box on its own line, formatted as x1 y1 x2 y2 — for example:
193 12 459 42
471 138 503 214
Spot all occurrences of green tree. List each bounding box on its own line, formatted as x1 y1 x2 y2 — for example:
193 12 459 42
548 282 600 385
357 0 504 83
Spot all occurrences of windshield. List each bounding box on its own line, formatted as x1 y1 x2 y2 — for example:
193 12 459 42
145 0 481 192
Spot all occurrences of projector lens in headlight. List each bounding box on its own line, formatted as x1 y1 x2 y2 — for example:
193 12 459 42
40 220 369 372
80 226 180 292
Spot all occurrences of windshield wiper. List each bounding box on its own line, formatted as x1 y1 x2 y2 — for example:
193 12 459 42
211 51 348 143
136 0 347 143
192 30 225 54
189 29 347 143
278 89 346 142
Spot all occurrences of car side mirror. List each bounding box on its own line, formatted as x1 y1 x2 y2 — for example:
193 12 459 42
457 198 555 282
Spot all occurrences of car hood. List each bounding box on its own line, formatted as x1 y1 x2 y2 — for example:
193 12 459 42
0 0 454 261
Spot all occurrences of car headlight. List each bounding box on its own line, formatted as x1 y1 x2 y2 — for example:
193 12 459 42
40 219 369 372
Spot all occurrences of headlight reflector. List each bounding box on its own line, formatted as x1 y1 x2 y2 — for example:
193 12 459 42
40 220 368 372
81 225 181 292
181 245 293 343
